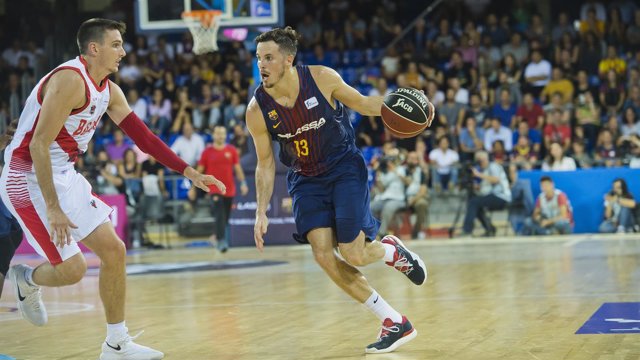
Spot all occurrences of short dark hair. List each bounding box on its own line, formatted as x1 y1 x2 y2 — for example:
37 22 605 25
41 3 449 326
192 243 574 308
437 136 449 145
254 26 298 56
77 18 126 55
540 176 553 183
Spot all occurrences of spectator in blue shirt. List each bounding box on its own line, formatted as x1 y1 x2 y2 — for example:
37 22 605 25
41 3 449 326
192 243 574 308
492 88 518 128
459 116 485 162
512 120 542 156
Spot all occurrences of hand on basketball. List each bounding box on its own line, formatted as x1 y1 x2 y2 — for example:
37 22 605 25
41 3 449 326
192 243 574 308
418 90 435 128
254 213 269 252
47 207 78 248
426 102 435 127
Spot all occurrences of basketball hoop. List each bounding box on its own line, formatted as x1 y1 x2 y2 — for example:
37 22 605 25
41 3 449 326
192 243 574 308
181 10 223 54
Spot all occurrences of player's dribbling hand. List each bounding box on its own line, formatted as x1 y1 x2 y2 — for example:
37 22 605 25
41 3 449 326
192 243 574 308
418 91 435 128
47 207 78 248
187 168 226 194
254 213 268 252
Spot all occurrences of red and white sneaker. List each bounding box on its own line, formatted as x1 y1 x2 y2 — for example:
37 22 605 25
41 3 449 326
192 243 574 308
365 316 417 354
381 235 427 285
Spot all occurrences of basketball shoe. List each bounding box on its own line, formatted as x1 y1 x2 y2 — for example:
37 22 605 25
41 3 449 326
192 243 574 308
381 235 427 285
100 331 164 360
8 264 48 326
365 316 417 354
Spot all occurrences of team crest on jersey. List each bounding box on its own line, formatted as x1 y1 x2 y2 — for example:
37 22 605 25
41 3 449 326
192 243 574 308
90 105 96 115
268 110 278 121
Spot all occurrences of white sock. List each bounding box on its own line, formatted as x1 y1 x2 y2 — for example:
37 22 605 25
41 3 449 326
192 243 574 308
24 267 36 287
381 243 396 263
364 290 402 323
106 321 128 341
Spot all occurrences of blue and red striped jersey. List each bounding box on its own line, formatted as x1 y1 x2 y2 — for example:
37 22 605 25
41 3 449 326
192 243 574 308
254 65 357 176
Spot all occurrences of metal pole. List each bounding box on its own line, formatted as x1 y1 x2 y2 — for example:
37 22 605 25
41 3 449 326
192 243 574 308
374 0 445 63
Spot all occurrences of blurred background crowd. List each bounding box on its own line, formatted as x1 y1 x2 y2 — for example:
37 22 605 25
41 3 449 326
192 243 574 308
1 0 639 241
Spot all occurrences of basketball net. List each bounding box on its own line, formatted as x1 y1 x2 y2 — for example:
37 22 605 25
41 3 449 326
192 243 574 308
181 10 223 54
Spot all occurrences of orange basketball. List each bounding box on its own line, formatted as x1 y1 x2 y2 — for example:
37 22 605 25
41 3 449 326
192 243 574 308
381 87 434 139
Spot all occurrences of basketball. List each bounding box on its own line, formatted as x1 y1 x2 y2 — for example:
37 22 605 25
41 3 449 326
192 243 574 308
381 87 434 139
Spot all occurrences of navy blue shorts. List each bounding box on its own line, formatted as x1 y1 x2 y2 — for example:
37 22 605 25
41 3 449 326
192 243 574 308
0 201 22 276
287 151 380 244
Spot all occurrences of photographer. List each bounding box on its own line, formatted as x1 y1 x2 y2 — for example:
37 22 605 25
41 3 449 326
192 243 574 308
599 178 636 233
523 176 573 235
462 151 511 236
402 151 429 239
371 156 406 238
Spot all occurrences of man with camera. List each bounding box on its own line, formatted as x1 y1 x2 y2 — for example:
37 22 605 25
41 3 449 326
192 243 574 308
461 151 511 236
371 156 406 238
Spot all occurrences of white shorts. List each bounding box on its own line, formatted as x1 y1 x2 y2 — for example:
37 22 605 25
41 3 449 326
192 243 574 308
0 167 112 265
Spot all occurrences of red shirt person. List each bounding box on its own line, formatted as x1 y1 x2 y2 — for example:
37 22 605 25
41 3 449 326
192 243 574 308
190 126 248 251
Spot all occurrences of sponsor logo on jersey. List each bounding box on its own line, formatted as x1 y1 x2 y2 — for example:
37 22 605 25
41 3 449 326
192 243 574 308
304 96 319 109
276 118 326 139
268 110 278 121
72 119 99 136
90 105 96 115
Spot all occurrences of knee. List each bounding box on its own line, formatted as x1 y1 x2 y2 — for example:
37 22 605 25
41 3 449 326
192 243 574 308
340 248 367 267
415 199 428 212
97 239 127 265
56 256 87 285
313 250 338 271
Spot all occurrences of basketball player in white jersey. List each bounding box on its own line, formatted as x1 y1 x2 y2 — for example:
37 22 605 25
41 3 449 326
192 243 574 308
0 19 225 359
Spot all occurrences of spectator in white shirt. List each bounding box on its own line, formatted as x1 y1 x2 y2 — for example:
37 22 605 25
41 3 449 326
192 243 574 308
170 122 205 167
484 117 513 151
542 142 577 171
524 50 551 98
1 40 24 67
118 53 143 89
450 77 470 105
369 78 393 97
429 136 460 193
126 89 147 121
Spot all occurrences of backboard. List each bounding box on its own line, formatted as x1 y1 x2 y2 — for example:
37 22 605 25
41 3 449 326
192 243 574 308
135 0 283 33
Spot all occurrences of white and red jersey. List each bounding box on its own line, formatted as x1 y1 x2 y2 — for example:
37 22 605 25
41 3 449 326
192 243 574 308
4 56 110 173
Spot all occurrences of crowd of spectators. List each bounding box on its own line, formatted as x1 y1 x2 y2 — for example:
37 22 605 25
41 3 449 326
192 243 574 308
1 0 640 238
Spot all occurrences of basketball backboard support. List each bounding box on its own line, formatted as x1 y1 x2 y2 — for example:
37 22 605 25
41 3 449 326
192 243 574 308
135 0 283 33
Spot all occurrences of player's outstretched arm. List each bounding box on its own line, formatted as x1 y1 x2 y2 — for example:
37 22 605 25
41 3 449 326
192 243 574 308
312 66 383 116
246 97 275 252
107 81 226 194
31 70 85 246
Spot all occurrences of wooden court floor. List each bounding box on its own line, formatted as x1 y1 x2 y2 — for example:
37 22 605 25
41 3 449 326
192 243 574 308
1 235 640 360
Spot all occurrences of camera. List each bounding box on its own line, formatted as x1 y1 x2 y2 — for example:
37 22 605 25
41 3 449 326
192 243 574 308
458 161 476 191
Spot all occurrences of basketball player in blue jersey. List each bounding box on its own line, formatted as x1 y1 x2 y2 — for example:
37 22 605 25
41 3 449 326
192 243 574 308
246 27 432 354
